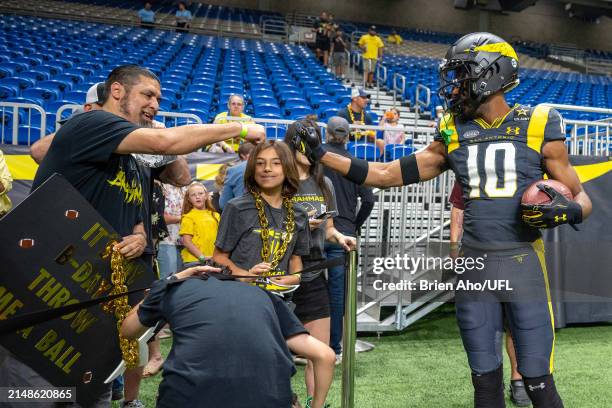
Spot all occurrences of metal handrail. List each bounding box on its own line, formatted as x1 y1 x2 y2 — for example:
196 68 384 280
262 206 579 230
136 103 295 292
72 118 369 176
392 73 406 109
375 65 387 107
414 84 431 127
0 102 46 145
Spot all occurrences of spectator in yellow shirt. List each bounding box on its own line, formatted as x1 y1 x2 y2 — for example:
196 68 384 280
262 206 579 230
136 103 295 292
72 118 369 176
0 149 12 218
179 182 221 266
387 29 403 45
358 26 384 88
212 94 255 152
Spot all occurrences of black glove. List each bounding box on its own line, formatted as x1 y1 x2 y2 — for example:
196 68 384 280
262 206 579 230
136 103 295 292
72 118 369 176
291 122 327 163
521 183 582 229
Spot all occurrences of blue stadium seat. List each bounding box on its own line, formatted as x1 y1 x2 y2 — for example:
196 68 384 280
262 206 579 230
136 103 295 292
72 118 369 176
385 144 414 161
348 143 381 161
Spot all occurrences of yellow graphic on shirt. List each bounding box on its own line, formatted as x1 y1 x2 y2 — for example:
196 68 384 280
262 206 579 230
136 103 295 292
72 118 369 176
106 169 143 205
252 228 289 264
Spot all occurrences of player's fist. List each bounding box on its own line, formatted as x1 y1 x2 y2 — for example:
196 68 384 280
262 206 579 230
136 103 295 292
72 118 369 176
521 183 582 229
244 124 266 144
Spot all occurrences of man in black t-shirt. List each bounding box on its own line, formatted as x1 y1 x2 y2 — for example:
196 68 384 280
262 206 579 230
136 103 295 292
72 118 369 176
33 64 265 258
121 266 336 408
29 64 265 407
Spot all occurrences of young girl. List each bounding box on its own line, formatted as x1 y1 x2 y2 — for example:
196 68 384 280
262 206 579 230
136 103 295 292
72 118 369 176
213 140 311 293
179 182 220 267
284 119 356 406
380 107 406 145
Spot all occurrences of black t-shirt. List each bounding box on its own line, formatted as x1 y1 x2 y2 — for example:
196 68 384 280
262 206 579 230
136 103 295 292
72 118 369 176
215 194 311 274
333 34 346 53
32 110 142 237
138 276 307 408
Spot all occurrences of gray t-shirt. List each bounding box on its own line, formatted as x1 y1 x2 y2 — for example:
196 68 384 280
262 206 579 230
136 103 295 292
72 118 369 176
292 176 338 281
215 193 311 275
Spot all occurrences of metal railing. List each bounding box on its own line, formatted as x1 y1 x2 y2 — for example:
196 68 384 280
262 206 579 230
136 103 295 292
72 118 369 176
414 84 431 127
0 102 47 146
392 73 406 108
374 65 387 107
260 18 288 41
585 58 612 76
0 3 262 40
542 104 612 156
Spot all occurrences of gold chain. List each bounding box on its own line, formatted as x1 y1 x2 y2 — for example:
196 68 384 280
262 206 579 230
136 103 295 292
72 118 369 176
347 104 364 124
102 242 139 369
251 189 295 271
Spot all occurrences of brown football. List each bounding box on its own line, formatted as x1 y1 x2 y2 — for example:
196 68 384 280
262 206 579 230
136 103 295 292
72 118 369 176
521 179 573 205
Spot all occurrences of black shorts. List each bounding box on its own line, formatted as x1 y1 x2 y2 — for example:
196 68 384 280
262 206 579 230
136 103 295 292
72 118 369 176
293 274 330 323
316 38 330 52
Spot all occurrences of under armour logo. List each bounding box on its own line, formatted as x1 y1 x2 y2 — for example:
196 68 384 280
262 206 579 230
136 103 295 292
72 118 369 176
529 383 546 391
555 214 567 223
506 126 520 135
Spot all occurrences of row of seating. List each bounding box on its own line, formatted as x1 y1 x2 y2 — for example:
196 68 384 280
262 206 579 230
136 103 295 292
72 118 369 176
379 54 610 121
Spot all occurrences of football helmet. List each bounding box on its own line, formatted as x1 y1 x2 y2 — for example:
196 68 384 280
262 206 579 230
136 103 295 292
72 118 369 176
438 32 520 116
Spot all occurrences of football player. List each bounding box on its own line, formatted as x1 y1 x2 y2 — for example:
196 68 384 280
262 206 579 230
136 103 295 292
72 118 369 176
300 33 592 408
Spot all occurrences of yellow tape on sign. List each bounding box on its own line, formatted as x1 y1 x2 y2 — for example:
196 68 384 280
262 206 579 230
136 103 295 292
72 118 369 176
195 163 223 180
5 155 38 180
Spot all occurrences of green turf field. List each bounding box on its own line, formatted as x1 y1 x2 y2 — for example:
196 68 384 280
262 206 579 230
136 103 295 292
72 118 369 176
115 305 612 407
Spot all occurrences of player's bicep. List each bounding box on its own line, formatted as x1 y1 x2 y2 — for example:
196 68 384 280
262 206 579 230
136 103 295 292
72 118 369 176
542 140 582 196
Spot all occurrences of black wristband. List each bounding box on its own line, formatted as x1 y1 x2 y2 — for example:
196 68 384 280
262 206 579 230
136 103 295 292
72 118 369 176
567 201 583 225
313 144 327 160
399 154 420 185
346 156 369 184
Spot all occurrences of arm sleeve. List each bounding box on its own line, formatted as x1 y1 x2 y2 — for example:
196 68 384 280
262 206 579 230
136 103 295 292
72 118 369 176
378 37 385 48
355 185 375 229
265 290 308 338
358 36 365 47
214 202 241 252
543 108 567 143
449 181 465 210
69 111 141 164
136 279 167 327
178 213 195 236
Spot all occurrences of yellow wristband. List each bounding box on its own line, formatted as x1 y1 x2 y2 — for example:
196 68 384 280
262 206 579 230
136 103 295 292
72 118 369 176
239 122 248 139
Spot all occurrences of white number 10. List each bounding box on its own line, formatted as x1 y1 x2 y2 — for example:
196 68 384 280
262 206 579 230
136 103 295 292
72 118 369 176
466 142 517 198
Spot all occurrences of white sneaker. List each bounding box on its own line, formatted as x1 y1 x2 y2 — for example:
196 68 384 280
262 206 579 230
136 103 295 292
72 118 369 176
334 354 342 366
123 400 145 408
293 355 308 366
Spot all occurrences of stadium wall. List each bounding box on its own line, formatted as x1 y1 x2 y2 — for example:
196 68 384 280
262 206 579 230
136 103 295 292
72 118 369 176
199 0 612 51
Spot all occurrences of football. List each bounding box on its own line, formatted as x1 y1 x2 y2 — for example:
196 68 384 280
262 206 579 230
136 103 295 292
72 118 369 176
521 179 573 205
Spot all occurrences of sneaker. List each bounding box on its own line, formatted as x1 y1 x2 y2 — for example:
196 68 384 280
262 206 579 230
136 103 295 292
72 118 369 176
123 400 145 408
509 380 531 407
334 353 342 366
293 355 307 366
305 396 330 408
111 388 124 401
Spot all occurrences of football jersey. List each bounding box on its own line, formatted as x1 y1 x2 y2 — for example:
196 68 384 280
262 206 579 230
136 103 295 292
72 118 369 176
436 104 566 248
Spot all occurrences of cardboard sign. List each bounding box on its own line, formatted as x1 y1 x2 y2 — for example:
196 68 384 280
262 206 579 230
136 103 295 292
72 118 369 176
0 174 155 406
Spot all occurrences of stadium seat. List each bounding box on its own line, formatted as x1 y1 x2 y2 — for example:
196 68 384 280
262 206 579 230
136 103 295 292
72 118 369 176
348 143 381 161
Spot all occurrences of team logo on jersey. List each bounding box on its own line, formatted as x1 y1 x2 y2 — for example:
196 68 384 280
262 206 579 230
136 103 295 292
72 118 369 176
463 129 480 139
506 126 520 135
516 107 529 116
515 107 530 121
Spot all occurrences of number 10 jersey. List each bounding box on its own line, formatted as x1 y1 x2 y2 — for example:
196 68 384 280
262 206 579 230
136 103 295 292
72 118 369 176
436 104 566 248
